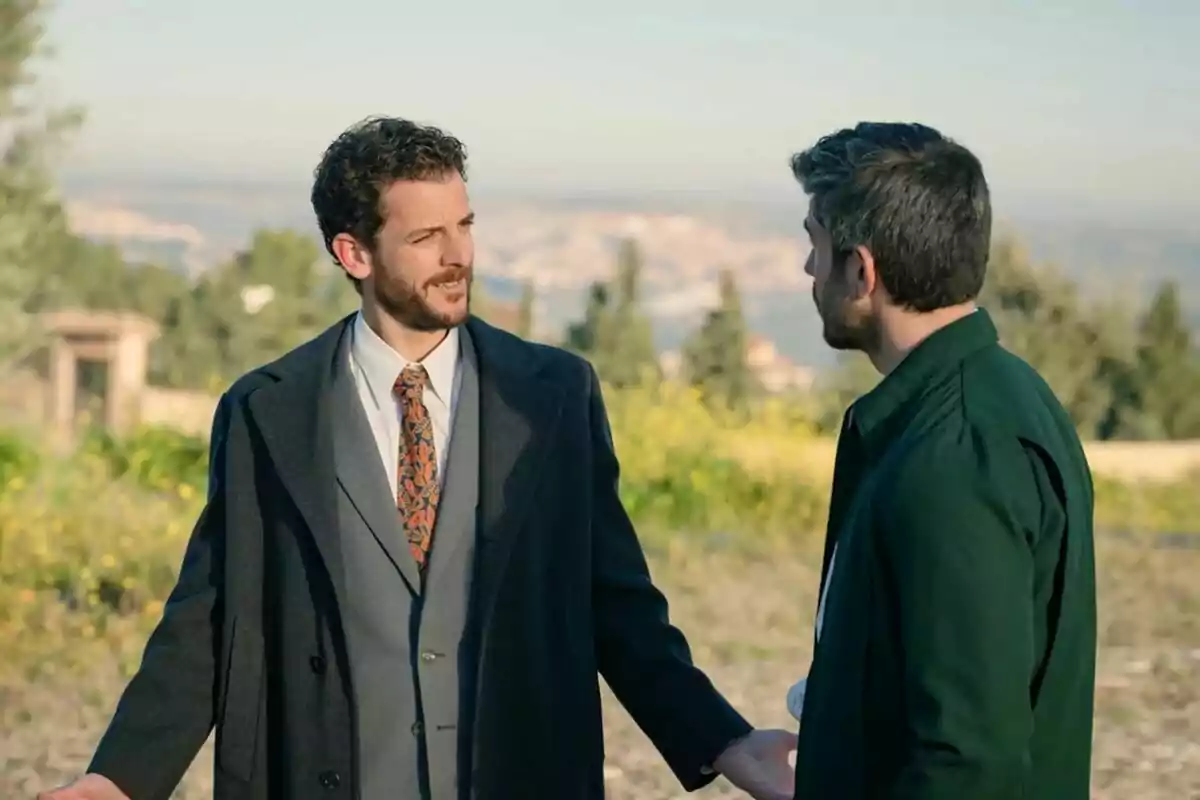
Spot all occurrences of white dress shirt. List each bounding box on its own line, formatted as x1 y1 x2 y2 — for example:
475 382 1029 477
787 544 838 722
347 311 462 496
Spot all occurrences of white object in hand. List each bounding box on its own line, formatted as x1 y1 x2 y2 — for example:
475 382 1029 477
785 545 838 724
786 677 807 722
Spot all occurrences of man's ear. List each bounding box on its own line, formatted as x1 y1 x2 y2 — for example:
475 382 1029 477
850 244 877 299
331 233 373 282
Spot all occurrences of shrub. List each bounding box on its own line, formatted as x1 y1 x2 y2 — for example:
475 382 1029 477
81 425 208 496
0 430 39 496
2 383 1198 681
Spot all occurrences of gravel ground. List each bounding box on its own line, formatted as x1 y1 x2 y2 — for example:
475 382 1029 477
4 539 1198 799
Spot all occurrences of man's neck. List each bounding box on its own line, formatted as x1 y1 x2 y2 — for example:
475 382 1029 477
867 302 977 375
362 305 449 362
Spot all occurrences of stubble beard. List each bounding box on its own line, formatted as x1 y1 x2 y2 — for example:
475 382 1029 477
373 266 473 332
816 281 879 353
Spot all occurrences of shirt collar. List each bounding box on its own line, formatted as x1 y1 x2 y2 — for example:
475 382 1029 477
351 310 460 407
849 306 997 441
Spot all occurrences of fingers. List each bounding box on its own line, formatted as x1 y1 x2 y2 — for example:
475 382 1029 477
37 774 129 800
763 727 799 749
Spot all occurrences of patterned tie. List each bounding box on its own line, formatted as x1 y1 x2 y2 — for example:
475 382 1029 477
394 364 440 569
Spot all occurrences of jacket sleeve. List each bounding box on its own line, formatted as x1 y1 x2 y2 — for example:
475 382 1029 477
584 364 753 791
88 392 232 800
877 428 1039 800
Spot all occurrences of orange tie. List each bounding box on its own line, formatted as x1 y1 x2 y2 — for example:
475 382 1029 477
394 365 440 569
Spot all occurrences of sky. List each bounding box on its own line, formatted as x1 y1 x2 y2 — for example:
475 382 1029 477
38 0 1200 229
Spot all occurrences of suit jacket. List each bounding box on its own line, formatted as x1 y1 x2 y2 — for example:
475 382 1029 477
794 309 1097 800
88 313 752 800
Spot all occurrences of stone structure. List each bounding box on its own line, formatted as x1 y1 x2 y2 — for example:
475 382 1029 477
39 309 160 448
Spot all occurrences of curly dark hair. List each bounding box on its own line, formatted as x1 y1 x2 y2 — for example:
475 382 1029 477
311 116 467 264
790 122 991 312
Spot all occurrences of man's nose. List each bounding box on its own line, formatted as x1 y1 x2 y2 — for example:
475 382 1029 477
443 230 473 267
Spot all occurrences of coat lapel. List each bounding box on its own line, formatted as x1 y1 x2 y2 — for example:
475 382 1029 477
329 336 423 596
466 317 563 626
422 325 481 594
246 314 352 607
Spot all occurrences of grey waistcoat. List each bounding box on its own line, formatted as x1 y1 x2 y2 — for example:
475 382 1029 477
332 327 481 800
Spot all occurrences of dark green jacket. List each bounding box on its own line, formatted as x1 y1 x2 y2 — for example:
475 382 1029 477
794 309 1096 799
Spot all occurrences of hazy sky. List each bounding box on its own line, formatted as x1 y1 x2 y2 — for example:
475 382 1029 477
41 0 1200 227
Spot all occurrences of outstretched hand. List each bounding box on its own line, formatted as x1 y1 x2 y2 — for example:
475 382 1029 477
713 728 797 800
37 773 130 800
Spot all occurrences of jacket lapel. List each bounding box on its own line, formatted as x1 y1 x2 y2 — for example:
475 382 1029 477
466 317 563 628
246 314 352 607
329 335 424 596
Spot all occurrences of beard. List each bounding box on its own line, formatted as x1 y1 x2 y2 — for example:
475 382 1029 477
372 264 473 332
814 279 880 352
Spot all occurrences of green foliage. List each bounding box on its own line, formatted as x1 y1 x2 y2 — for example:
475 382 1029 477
1093 470 1200 534
681 268 760 411
147 229 357 390
0 429 38 491
2 389 1200 686
565 238 660 387
81 426 208 495
0 0 84 372
1115 281 1200 438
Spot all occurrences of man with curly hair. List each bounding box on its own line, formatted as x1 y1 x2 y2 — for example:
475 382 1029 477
41 117 796 800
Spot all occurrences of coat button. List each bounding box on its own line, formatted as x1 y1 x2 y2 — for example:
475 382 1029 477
318 770 341 789
310 655 327 674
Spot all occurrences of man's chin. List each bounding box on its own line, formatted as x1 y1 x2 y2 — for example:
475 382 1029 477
822 327 863 352
429 303 469 329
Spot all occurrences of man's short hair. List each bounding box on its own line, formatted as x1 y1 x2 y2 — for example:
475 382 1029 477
791 122 991 311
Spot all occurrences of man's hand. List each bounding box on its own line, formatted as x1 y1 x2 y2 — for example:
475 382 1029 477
713 728 797 800
37 774 129 800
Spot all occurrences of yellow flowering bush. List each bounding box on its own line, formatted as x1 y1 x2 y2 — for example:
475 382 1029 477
0 449 200 681
2 381 1199 680
602 380 828 545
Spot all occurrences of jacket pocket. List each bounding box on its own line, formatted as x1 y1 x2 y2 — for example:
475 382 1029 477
217 616 265 781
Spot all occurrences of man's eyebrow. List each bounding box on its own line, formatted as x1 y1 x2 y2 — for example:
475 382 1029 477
407 212 474 239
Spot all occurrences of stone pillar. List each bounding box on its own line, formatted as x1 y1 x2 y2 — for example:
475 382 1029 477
108 329 151 435
46 337 78 451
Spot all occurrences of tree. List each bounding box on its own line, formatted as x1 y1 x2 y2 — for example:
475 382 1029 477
152 229 354 389
0 0 84 371
604 239 659 386
563 239 659 387
1113 280 1200 438
682 268 759 410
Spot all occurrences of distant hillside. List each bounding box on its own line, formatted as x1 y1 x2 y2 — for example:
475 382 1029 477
59 176 1198 366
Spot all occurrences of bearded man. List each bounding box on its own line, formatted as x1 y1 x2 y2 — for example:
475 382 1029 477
40 116 798 800
786 122 1097 800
